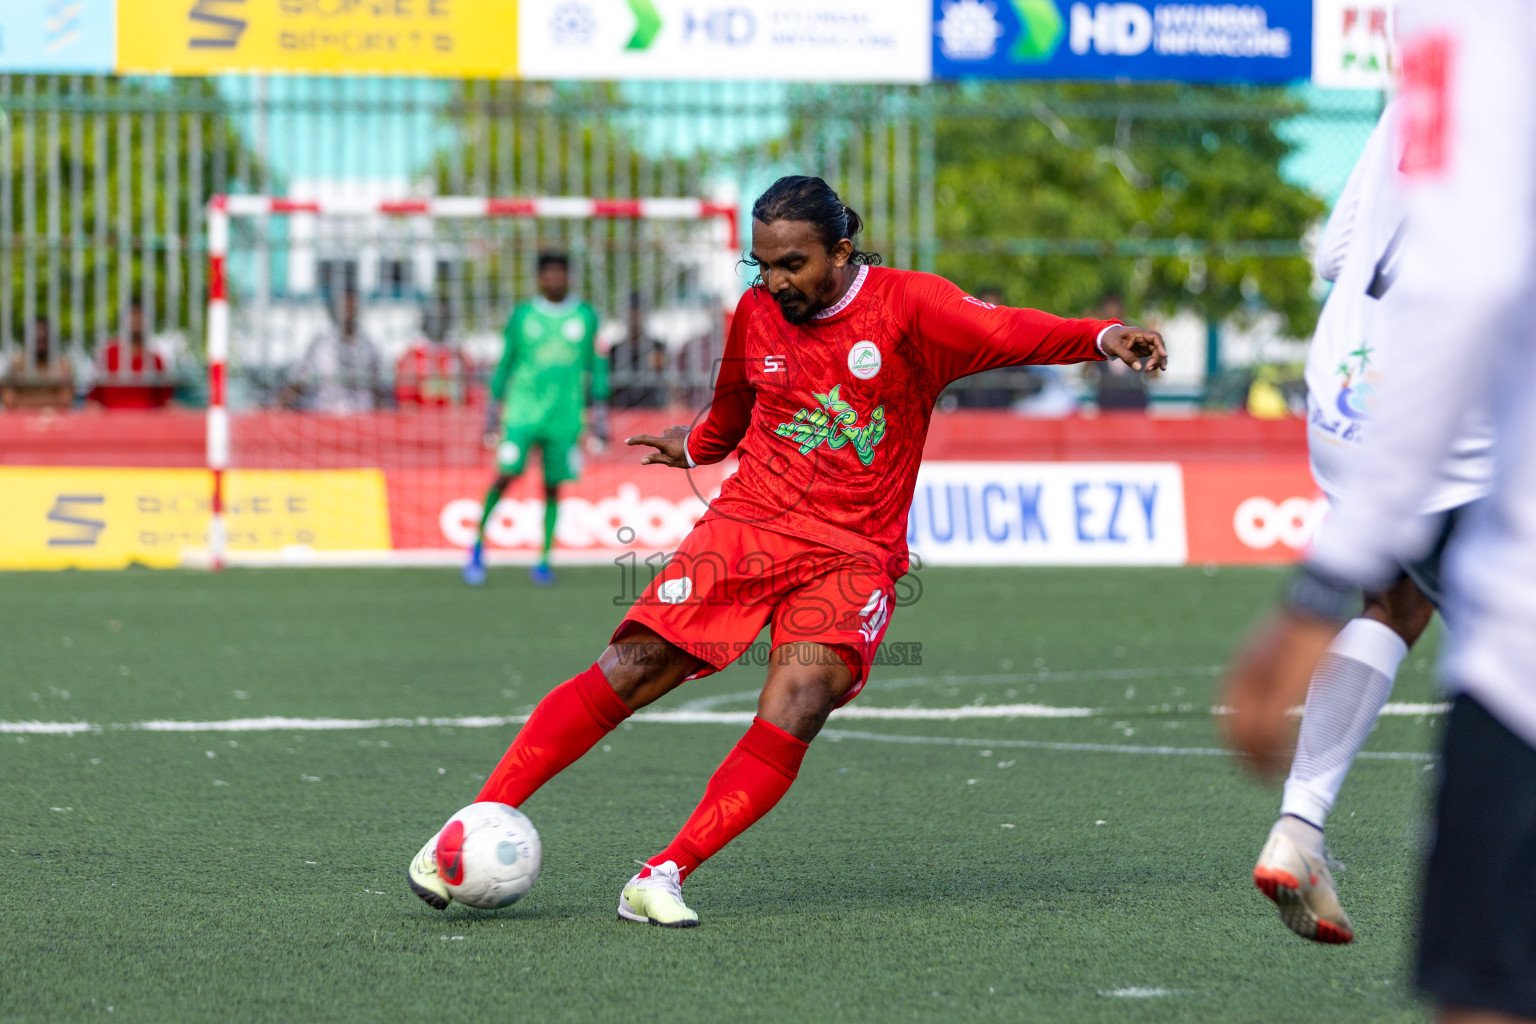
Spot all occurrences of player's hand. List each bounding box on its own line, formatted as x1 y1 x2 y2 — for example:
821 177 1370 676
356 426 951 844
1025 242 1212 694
1219 610 1340 780
1100 326 1167 374
626 425 691 468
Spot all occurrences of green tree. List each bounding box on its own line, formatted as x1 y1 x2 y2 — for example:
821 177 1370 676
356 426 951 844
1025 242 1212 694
930 82 1328 335
3 76 267 351
425 81 699 319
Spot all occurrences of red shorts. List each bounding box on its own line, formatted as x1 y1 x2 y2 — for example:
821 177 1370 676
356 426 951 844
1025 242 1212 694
614 517 897 706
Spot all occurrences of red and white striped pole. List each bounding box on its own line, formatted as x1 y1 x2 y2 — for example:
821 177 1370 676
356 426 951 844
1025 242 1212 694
206 195 230 572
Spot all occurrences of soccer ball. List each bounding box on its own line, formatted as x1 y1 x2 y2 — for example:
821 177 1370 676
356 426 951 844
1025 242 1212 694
435 802 543 909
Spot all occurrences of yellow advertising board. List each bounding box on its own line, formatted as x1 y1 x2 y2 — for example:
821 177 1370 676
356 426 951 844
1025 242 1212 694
0 468 391 570
117 0 517 77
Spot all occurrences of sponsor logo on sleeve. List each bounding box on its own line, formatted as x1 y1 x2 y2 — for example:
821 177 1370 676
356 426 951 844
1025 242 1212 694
657 575 694 604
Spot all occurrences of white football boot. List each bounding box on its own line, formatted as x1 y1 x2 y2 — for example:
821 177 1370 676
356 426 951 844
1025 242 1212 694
618 860 699 928
407 827 452 910
1253 816 1353 944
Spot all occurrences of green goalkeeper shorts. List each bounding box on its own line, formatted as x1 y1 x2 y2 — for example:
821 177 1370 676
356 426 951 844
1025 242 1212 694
496 426 581 486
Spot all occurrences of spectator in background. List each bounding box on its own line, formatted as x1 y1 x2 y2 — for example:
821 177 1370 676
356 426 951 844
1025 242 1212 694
285 291 387 413
395 297 471 408
2 318 75 411
1083 293 1149 412
88 300 174 410
608 292 669 409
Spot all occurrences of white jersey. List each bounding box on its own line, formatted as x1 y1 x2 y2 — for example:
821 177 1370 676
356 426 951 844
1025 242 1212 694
293 328 384 414
1305 100 1493 511
1310 0 1536 748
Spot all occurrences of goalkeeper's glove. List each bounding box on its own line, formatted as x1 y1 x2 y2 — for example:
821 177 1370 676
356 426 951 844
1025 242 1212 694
590 405 612 446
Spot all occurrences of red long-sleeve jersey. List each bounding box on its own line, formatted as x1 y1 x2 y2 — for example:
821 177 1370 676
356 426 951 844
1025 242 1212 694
685 266 1117 575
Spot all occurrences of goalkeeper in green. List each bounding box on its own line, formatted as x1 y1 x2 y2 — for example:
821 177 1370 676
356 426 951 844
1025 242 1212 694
464 253 609 586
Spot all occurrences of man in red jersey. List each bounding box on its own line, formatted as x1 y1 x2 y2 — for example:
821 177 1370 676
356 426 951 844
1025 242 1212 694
408 175 1166 926
88 300 174 410
394 299 472 408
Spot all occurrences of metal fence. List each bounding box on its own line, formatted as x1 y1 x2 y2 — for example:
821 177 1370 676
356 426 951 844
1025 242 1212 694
0 75 1379 412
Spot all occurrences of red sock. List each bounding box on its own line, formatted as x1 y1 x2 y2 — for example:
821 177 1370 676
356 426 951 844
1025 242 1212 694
645 716 809 880
477 664 631 807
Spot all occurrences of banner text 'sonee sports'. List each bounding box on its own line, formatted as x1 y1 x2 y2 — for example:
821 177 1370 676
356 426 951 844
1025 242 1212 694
116 0 520 77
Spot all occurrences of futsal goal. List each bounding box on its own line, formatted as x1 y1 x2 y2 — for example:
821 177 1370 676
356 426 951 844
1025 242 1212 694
203 194 741 570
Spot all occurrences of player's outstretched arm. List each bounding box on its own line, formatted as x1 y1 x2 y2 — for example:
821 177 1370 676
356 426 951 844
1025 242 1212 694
626 425 691 468
902 273 1167 380
1098 326 1168 374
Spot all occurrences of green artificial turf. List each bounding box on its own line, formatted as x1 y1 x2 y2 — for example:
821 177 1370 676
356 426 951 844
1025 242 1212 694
0 567 1442 1023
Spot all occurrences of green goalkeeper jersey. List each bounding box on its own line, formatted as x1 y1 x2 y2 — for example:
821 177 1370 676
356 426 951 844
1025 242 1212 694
490 296 608 436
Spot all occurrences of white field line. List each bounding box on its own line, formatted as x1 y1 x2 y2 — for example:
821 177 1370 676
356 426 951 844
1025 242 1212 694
0 714 1435 760
819 728 1434 761
0 704 1096 736
677 665 1223 711
1379 702 1451 715
1208 702 1448 717
0 696 1447 742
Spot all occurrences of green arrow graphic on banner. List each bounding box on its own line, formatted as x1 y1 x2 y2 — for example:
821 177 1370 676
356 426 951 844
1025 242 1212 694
1010 0 1065 62
626 0 662 51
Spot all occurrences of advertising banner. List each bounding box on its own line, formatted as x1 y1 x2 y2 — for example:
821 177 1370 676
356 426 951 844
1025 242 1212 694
932 0 1310 82
905 461 1188 566
385 461 736 556
1181 462 1324 565
517 0 932 82
0 468 391 570
1311 0 1392 89
0 0 116 72
117 0 519 77
0 459 1319 569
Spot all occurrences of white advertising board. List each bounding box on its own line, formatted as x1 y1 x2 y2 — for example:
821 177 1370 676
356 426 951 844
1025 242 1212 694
518 0 932 82
905 462 1188 567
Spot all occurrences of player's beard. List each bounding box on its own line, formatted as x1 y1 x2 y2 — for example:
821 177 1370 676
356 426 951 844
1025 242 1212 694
774 274 834 324
775 288 815 324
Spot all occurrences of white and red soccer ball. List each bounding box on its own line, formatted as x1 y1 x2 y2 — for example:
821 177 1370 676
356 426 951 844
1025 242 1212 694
435 802 543 909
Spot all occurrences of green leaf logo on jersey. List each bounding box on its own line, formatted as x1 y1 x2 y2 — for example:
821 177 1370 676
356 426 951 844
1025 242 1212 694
774 384 887 466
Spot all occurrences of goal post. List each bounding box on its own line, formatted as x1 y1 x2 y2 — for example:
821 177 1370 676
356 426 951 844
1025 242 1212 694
204 194 741 570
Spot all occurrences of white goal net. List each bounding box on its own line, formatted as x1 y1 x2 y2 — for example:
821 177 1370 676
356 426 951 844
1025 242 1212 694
205 195 739 568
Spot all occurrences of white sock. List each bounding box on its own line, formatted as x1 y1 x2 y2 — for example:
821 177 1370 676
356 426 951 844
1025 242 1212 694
1280 617 1408 830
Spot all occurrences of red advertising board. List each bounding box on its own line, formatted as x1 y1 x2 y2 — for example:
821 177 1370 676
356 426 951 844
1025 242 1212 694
1182 462 1324 565
385 461 737 556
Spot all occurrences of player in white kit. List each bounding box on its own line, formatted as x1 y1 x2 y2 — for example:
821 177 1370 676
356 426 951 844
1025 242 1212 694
1226 2 1536 1016
1251 98 1493 945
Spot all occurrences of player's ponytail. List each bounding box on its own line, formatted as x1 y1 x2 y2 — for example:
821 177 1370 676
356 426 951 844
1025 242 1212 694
750 175 883 268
